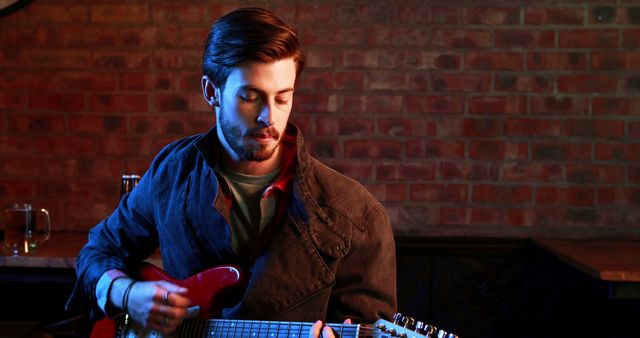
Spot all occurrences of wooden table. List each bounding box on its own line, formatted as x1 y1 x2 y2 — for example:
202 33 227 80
0 231 161 269
534 239 640 298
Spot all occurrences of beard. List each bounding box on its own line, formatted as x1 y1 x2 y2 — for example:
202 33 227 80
218 104 281 162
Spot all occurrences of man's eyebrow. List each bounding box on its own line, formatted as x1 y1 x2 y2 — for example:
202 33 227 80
239 85 295 95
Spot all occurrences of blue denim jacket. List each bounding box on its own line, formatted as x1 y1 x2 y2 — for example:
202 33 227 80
68 124 397 324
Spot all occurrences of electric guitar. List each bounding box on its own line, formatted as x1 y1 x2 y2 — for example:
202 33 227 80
90 262 457 338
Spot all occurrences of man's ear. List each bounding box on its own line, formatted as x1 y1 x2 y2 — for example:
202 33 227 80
201 75 220 107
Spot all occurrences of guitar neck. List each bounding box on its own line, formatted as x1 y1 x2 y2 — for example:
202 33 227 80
173 319 361 338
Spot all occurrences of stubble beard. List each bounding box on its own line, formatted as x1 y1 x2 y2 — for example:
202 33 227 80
219 104 281 162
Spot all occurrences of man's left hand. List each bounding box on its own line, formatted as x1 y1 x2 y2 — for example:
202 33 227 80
309 318 352 338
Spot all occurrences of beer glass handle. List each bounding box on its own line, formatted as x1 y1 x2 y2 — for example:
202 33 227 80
38 208 51 243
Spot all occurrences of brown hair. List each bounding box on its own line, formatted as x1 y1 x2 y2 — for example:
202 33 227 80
202 7 305 88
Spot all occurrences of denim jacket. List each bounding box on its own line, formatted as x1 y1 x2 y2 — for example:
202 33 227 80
68 123 397 324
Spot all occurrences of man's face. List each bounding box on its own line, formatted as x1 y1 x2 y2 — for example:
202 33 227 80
215 58 296 164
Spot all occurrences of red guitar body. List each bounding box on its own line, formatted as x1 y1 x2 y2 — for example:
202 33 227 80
90 262 245 338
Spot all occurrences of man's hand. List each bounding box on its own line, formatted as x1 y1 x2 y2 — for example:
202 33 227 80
309 318 352 338
112 279 191 335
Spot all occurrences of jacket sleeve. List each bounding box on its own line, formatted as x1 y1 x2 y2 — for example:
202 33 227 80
327 204 397 323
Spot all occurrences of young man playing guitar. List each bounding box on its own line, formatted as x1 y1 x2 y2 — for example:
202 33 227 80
67 7 397 338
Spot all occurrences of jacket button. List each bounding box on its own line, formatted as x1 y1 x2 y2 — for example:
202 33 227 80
336 244 343 251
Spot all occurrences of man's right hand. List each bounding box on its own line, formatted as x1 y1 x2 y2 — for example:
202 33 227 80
110 279 191 335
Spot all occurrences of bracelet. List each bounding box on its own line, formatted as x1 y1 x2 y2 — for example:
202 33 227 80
122 280 137 315
106 276 128 312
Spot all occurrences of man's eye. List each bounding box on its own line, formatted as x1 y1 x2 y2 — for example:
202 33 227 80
275 98 289 105
240 94 259 102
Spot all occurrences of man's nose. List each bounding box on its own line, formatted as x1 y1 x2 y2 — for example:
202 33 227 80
257 102 276 126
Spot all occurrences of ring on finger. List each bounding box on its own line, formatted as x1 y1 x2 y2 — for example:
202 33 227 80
163 291 170 304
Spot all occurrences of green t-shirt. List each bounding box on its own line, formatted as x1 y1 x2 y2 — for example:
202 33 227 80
216 165 280 264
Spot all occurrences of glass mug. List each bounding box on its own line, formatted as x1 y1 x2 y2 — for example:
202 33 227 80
2 203 51 255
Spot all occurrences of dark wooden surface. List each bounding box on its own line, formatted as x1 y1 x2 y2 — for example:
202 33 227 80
533 239 640 282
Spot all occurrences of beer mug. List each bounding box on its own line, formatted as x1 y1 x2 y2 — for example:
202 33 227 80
2 204 51 255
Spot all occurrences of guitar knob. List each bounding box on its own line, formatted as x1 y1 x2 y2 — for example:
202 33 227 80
446 334 459 338
436 329 448 338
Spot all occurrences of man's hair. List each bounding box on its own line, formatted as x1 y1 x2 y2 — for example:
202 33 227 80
202 7 305 88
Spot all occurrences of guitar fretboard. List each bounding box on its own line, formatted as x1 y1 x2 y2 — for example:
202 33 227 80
173 319 360 338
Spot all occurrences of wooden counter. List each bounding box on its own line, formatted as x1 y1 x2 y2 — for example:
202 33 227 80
533 239 640 282
0 231 161 269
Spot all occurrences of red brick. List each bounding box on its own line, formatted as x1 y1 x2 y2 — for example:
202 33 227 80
301 27 366 46
69 115 126 134
2 158 64 177
566 119 625 139
536 187 596 206
630 122 640 139
151 3 206 24
406 140 465 159
595 143 640 161
465 52 524 71
432 73 491 92
8 113 65 133
376 163 436 181
64 158 123 178
0 27 47 47
503 163 563 182
592 52 640 71
567 164 625 184
431 29 492 49
631 166 640 184
506 208 534 227
440 207 466 225
367 71 408 90
0 92 26 110
463 118 501 138
463 7 520 25
440 162 500 181
96 137 154 156
469 208 503 225
505 142 529 161
366 95 403 114
495 75 552 93
58 72 117 91
90 94 148 113
366 183 406 203
525 7 584 25
532 142 592 161
0 179 35 197
307 49 336 69
55 26 118 47
598 188 640 206
93 52 150 70
296 4 335 23
30 50 92 69
527 52 587 71
559 29 619 48
306 139 338 159
29 92 85 112
468 96 526 115
152 50 199 69
368 27 428 46
472 184 532 204
322 161 372 182
410 183 468 203
316 117 374 136
593 97 640 115
496 30 555 48
432 7 461 25
301 72 364 91
469 141 506 160
90 4 150 24
292 94 337 113
406 96 464 114
395 5 430 24
624 75 640 93
504 118 562 137
623 29 640 47
558 75 618 93
377 118 437 137
530 96 589 115
30 4 88 22
343 140 403 159
438 118 465 137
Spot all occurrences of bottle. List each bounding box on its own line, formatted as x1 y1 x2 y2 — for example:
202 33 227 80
120 174 140 198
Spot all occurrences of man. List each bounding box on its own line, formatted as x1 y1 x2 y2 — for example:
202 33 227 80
67 7 396 337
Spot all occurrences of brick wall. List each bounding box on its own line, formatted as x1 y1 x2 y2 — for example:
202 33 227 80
1 1 639 236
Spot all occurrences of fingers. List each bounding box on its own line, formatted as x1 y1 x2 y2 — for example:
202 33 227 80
343 318 352 325
309 320 323 338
